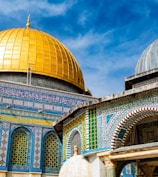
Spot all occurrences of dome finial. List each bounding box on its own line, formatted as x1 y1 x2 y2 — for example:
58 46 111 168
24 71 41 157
26 14 30 29
73 145 78 156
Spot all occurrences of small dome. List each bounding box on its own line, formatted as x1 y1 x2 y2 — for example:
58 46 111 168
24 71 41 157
59 155 92 177
0 28 85 91
135 39 158 75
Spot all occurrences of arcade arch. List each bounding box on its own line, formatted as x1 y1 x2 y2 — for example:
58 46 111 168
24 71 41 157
98 108 158 177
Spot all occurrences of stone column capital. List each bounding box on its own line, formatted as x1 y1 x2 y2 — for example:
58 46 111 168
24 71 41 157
100 155 117 168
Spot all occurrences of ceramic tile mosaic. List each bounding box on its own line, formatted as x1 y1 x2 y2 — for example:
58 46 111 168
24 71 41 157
11 130 28 165
33 128 42 168
0 82 96 116
70 131 81 156
88 108 97 149
43 134 58 167
0 122 9 167
0 113 53 127
9 127 31 171
97 94 158 150
42 132 61 173
63 113 86 160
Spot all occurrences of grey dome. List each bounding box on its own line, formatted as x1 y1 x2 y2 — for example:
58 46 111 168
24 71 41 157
135 39 158 75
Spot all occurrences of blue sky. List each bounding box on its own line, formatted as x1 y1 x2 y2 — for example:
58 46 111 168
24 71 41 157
0 0 158 97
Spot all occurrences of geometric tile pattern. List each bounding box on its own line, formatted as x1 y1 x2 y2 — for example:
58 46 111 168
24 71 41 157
11 130 28 165
111 107 158 149
97 94 158 150
0 122 9 167
43 134 58 168
9 127 31 170
33 128 42 168
85 110 90 150
0 81 95 173
0 113 54 127
0 81 95 115
0 122 62 173
42 132 61 173
63 113 86 160
66 129 81 159
88 108 97 150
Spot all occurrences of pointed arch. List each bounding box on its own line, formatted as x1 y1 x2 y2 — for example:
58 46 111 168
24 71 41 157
42 131 61 173
67 128 81 158
111 107 158 149
9 127 32 171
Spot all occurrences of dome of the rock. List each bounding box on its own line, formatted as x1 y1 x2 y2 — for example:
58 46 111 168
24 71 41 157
0 26 85 93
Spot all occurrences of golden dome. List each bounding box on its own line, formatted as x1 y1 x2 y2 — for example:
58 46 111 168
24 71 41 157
0 28 85 91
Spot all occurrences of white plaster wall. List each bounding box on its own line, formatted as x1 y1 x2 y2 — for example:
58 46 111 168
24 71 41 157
88 155 106 177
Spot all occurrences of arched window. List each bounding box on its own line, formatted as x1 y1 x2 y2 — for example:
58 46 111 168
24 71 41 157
9 127 31 171
43 132 60 173
70 131 81 156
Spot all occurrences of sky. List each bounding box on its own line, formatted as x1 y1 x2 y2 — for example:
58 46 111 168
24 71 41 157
0 0 158 97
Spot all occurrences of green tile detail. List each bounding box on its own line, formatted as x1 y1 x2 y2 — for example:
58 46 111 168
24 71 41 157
89 108 97 149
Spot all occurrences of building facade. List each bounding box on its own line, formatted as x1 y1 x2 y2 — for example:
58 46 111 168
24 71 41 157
0 17 158 177
55 39 158 177
0 18 96 177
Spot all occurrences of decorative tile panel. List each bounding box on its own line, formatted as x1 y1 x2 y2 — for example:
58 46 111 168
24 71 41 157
54 105 62 112
13 99 23 106
44 104 53 110
34 103 43 109
89 108 97 150
0 82 96 116
0 122 9 167
2 98 12 104
23 101 33 107
9 127 31 171
33 128 42 168
43 134 58 167
43 132 61 173
97 94 158 150
63 107 70 113
0 113 54 127
63 113 86 160
11 131 28 165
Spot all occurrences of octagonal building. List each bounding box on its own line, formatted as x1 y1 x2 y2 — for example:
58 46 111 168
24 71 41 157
0 17 96 177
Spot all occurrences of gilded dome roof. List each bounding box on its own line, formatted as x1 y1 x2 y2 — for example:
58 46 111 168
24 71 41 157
135 39 158 75
0 28 85 90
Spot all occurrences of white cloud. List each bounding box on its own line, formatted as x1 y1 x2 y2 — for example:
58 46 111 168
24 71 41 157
78 10 90 26
0 0 76 17
62 29 144 97
83 54 139 97
0 0 154 97
63 30 111 50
